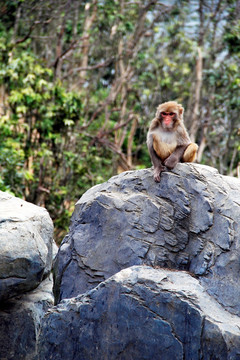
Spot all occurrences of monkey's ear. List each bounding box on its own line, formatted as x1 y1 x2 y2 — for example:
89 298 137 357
156 106 161 118
178 106 184 115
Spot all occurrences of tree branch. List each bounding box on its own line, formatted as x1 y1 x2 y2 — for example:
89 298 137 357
67 57 114 75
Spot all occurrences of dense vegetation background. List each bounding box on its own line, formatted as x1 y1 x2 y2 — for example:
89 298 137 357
0 0 239 242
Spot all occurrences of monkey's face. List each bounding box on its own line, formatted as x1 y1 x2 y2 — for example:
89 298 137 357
160 111 178 130
156 101 184 130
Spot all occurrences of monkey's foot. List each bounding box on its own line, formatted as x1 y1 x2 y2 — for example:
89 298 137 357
154 173 161 182
153 166 166 182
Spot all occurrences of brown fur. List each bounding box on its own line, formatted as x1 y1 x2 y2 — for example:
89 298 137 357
155 101 184 120
182 143 198 162
147 101 198 182
152 134 176 161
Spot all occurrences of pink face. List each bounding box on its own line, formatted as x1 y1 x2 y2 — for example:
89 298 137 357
160 111 176 128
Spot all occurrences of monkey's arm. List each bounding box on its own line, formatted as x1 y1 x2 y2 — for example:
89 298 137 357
164 145 188 169
147 133 166 182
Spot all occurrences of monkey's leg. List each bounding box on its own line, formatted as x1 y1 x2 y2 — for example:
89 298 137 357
152 135 171 161
151 150 166 182
147 138 166 182
182 143 198 162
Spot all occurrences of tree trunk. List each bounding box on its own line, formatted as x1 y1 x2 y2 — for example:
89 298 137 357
78 1 97 82
189 46 203 142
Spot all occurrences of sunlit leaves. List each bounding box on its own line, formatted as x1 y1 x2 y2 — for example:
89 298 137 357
63 119 75 126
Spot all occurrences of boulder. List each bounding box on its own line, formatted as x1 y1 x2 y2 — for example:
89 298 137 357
53 164 240 316
39 266 240 360
0 191 54 301
0 275 54 360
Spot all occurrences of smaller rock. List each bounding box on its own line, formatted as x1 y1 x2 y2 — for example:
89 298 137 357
0 191 54 301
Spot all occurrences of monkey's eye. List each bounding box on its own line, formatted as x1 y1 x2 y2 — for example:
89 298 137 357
161 112 167 116
169 112 175 116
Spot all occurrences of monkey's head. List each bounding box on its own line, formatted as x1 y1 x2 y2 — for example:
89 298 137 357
156 101 184 130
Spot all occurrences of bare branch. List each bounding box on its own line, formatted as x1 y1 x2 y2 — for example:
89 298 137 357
14 21 39 45
67 57 114 74
52 40 78 69
13 18 52 46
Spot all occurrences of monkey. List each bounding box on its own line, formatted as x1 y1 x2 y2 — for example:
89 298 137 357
147 101 198 182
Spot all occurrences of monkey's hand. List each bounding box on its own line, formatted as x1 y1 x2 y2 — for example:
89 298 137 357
164 153 179 169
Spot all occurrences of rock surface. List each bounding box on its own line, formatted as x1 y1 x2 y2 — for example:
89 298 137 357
0 191 54 301
53 164 240 317
0 275 54 360
39 266 240 360
0 192 56 359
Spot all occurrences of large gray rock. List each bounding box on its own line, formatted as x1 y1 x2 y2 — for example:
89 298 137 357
53 164 240 316
39 266 240 360
0 191 54 301
0 275 54 360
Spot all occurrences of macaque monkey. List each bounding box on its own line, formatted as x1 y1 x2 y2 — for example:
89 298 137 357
147 101 198 182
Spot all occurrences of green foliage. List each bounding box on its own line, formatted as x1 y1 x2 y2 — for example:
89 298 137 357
0 47 93 240
202 61 240 171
